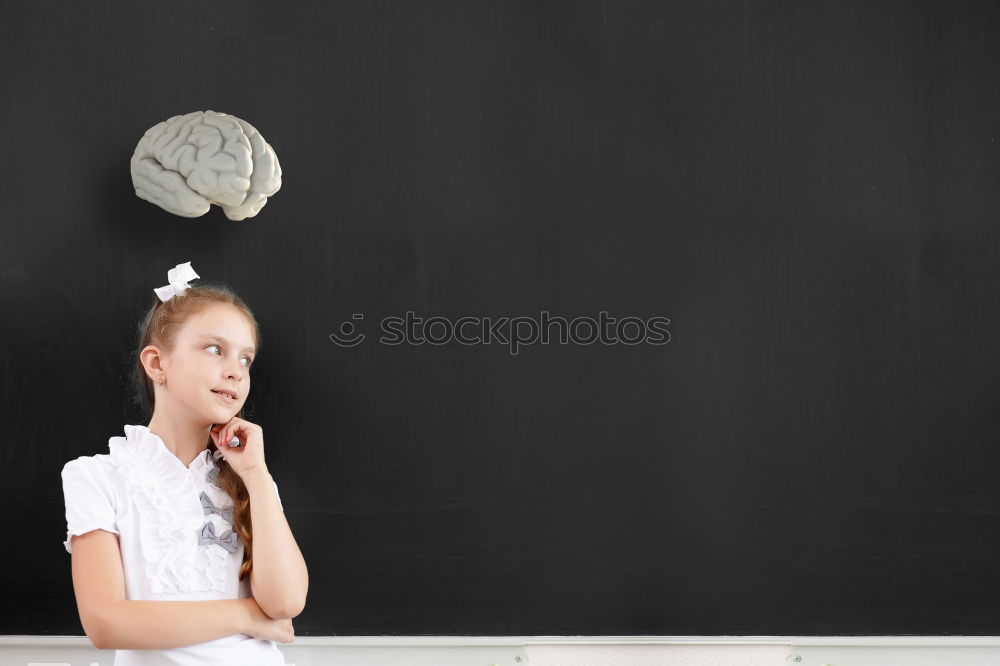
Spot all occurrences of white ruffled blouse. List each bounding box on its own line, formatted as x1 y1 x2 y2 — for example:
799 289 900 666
61 424 287 666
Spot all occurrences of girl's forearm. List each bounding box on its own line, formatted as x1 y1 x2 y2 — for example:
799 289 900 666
244 469 308 618
95 597 254 650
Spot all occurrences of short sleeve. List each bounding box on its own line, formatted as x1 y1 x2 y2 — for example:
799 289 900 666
272 479 283 511
61 457 120 554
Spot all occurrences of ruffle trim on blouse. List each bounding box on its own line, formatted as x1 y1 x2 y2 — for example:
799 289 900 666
106 425 236 595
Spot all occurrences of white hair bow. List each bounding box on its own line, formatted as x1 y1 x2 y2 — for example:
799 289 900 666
153 261 200 302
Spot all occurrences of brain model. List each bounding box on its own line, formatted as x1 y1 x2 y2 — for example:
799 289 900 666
130 110 282 220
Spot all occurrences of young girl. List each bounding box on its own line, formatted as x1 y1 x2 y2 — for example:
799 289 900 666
61 261 307 665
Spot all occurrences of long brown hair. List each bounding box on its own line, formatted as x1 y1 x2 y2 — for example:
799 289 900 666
128 282 263 582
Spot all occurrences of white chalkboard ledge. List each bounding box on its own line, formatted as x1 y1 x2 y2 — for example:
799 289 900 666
6 635 1000 665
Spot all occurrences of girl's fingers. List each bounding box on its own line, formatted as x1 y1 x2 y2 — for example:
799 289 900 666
223 418 243 447
215 417 260 449
211 423 226 448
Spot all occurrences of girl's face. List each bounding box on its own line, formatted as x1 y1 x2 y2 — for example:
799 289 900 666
156 304 257 425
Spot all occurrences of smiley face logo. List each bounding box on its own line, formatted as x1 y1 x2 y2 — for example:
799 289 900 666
329 314 366 347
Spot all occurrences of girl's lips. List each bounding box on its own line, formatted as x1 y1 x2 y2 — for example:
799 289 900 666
211 390 237 404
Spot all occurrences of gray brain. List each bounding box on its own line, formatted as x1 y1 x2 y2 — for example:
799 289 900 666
130 110 282 220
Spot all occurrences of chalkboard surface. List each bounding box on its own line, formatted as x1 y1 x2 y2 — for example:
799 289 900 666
3 0 1000 637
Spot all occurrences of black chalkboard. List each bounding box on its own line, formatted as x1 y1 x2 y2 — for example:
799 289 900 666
4 0 1000 638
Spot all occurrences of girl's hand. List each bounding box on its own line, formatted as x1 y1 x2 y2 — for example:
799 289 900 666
244 597 295 643
210 417 268 481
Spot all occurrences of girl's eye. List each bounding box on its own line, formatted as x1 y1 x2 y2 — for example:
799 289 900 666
207 344 253 368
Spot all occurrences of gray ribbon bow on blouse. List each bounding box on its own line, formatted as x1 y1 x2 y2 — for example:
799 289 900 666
206 464 221 486
199 490 233 523
197 521 239 553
